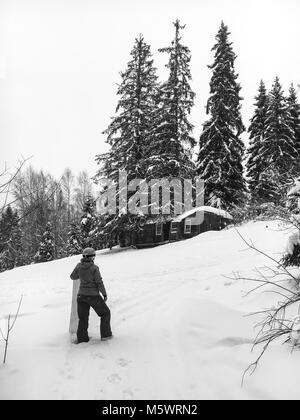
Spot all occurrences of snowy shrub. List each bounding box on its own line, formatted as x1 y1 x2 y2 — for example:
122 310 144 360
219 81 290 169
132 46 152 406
34 222 55 263
281 181 300 268
282 233 300 268
230 202 286 226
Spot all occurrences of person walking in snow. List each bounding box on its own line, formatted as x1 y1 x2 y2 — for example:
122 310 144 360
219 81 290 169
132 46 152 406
70 247 113 343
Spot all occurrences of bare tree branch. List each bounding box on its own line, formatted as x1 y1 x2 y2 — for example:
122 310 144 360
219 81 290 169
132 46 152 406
0 296 23 364
229 227 300 384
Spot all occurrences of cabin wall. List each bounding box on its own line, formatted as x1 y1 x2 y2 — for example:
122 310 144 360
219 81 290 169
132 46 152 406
135 223 165 245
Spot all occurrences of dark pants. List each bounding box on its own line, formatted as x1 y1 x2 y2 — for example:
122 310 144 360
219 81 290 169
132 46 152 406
77 294 112 342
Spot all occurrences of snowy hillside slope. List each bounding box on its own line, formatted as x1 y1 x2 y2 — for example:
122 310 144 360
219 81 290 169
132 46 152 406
0 220 300 400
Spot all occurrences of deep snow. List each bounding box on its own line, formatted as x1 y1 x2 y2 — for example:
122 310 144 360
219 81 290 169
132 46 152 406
0 220 300 400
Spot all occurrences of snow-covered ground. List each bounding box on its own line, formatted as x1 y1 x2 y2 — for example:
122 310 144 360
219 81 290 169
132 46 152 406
0 220 300 400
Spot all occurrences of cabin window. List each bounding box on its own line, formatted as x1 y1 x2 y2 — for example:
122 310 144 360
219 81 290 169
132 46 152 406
156 223 162 236
171 222 178 234
184 219 192 234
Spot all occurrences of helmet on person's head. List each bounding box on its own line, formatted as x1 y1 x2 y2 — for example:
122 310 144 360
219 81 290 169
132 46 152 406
82 247 96 257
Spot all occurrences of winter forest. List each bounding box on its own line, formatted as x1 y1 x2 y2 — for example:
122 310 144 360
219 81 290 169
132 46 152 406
1 20 300 272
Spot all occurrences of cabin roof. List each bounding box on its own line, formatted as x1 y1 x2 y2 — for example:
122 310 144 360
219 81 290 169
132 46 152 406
172 206 233 222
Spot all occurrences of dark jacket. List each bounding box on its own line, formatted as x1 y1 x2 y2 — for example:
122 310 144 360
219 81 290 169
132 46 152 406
70 258 107 297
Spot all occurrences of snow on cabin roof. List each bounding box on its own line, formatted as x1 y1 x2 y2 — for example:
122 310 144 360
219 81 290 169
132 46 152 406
172 206 233 222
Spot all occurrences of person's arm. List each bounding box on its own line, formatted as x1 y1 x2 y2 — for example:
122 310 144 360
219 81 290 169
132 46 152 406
70 264 80 280
94 266 107 300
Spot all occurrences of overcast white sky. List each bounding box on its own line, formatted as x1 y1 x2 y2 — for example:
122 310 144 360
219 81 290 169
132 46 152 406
0 0 300 180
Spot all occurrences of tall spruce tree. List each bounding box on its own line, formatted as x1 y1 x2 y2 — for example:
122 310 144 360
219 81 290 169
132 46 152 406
144 19 195 182
95 34 158 183
257 77 298 200
254 169 282 204
287 84 300 175
246 80 269 200
94 35 159 243
196 22 245 209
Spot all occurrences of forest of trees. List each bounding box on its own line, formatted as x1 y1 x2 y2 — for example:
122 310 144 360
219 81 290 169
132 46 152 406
1 20 299 272
0 167 106 271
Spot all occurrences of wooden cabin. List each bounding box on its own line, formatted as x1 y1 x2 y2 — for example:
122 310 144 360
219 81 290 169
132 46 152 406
133 216 172 248
133 206 233 248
